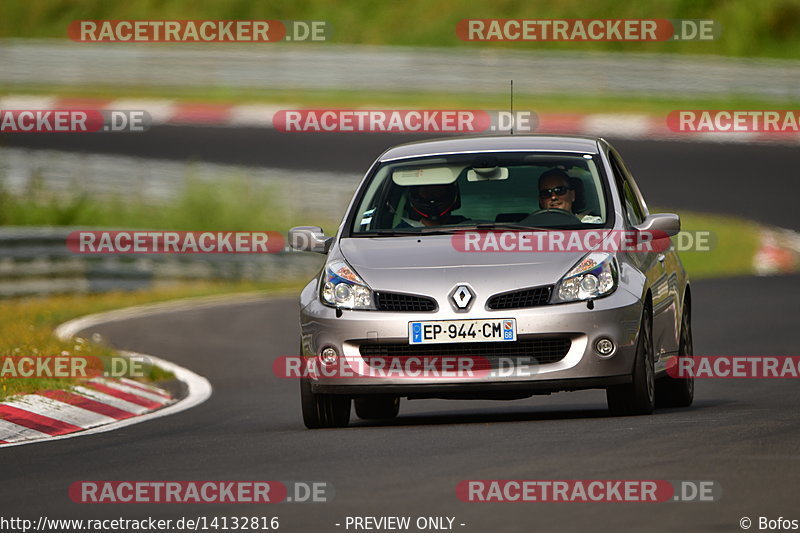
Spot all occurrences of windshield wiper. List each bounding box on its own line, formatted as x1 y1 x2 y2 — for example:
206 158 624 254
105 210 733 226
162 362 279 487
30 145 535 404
423 223 550 232
472 222 547 231
355 229 422 236
356 222 567 237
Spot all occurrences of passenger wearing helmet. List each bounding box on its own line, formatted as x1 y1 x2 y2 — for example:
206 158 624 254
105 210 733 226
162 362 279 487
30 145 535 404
398 183 467 227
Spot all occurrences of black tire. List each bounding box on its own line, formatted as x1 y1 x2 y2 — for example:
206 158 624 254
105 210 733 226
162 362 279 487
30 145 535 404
354 396 400 420
656 301 694 408
607 306 655 416
300 378 351 429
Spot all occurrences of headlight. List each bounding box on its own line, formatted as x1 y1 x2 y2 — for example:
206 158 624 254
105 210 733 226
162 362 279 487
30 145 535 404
552 252 618 303
320 259 375 310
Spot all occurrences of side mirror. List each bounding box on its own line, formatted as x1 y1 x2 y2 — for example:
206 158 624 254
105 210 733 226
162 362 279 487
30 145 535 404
634 213 680 237
288 226 333 254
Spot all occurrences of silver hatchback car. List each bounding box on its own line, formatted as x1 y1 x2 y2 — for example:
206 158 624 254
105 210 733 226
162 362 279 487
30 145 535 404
290 135 694 428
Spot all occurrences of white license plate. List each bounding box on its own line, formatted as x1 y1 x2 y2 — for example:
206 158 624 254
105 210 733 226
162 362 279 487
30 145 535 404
408 318 517 345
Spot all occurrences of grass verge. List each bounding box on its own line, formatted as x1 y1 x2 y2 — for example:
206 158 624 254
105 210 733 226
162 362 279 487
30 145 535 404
0 280 305 402
670 209 762 280
0 174 340 232
3 0 800 59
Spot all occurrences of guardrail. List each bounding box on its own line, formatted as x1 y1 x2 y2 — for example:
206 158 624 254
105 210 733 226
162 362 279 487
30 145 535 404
0 147 361 222
2 39 800 100
0 227 324 298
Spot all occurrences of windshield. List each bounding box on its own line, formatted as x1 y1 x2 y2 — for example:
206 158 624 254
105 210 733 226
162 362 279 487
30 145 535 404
348 152 610 236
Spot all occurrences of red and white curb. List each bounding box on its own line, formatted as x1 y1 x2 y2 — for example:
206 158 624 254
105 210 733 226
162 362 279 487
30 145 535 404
0 298 220 448
0 377 174 445
2 95 800 145
754 226 800 276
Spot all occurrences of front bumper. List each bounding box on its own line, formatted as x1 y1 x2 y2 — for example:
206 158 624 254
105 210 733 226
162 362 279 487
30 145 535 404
299 287 643 396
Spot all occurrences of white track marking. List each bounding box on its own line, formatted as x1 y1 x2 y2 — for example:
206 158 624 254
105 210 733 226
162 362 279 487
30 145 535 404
0 95 56 110
4 395 117 428
107 98 176 124
0 420 51 442
71 386 150 414
117 377 172 398
93 378 172 404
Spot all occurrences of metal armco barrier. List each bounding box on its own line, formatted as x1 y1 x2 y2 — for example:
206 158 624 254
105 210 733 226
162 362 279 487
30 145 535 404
0 227 323 298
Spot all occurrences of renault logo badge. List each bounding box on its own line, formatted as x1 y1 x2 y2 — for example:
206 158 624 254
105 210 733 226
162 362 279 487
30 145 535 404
450 284 475 311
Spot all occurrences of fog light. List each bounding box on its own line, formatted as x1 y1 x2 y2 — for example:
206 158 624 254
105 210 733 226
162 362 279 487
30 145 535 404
319 347 339 365
595 337 615 358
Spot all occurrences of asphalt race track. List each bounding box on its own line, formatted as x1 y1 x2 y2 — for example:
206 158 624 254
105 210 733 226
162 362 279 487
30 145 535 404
2 131 799 532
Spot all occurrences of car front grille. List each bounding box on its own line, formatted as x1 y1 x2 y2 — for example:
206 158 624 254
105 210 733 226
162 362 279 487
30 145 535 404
374 291 437 312
487 286 552 310
359 337 571 368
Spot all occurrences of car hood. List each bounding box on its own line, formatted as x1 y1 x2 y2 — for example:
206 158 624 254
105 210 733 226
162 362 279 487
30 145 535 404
339 235 594 298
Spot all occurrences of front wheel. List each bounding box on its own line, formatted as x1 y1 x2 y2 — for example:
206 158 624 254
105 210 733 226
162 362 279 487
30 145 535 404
607 306 655 416
656 301 694 408
300 378 351 429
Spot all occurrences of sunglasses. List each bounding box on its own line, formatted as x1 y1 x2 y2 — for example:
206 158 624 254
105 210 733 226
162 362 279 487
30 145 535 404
539 185 571 199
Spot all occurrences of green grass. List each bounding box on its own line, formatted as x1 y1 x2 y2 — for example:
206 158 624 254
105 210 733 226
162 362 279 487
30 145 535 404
3 0 800 58
0 280 305 401
664 209 762 279
0 174 340 232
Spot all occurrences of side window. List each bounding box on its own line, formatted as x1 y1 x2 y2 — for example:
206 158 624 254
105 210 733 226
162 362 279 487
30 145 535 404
609 152 645 225
353 168 393 231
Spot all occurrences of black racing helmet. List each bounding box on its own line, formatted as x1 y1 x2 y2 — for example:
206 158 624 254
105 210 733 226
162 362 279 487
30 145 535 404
408 183 461 220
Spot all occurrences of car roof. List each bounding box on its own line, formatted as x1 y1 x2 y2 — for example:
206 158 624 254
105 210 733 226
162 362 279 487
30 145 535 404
378 134 602 161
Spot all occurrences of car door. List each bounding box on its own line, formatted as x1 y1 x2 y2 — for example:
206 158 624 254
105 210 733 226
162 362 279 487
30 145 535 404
608 149 679 360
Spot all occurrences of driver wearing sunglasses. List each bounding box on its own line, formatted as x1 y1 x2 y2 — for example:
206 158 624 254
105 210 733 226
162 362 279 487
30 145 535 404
535 168 603 223
538 169 576 212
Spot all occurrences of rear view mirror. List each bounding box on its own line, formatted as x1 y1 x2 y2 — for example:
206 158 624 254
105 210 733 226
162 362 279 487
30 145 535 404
289 226 332 254
467 167 509 181
634 213 680 237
